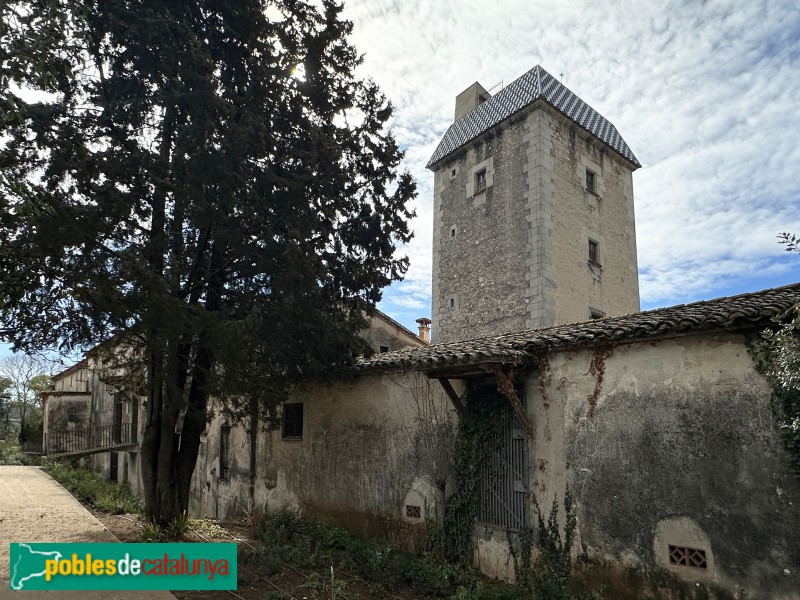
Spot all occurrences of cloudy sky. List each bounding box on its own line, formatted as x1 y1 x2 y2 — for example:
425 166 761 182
344 0 800 332
2 0 799 360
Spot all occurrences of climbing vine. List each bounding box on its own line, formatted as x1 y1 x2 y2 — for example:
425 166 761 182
747 328 800 477
586 346 613 417
536 348 553 408
437 384 506 564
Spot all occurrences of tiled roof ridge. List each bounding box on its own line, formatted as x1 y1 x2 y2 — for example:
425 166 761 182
371 308 427 345
427 65 640 168
357 282 800 372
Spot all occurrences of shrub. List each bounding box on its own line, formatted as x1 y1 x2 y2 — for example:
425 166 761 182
45 462 143 515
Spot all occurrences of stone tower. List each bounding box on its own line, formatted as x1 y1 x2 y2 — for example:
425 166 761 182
428 65 640 344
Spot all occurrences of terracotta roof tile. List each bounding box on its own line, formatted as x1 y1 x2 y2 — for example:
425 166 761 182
357 283 800 373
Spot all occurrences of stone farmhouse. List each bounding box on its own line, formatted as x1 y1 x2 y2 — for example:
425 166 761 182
40 65 800 599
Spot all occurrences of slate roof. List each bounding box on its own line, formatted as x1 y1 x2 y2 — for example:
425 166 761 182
427 65 640 169
357 283 800 373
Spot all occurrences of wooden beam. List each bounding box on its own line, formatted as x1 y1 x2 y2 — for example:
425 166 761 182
437 378 466 419
495 365 535 440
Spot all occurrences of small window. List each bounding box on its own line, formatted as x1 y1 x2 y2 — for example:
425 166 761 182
586 169 596 194
282 403 303 439
379 345 389 353
450 226 457 238
449 298 455 308
475 169 487 193
450 168 457 179
590 308 605 320
588 239 599 264
220 426 231 480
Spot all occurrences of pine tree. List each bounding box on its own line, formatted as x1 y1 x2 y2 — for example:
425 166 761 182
0 0 415 525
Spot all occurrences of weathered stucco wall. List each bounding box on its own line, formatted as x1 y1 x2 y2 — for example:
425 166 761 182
524 332 800 599
190 372 459 547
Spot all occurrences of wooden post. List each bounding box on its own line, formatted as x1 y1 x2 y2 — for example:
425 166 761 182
437 378 466 418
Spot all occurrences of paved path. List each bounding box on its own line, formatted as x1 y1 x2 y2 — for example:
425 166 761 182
0 466 174 599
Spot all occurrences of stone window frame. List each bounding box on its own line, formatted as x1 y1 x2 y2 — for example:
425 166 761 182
589 307 606 320
282 402 304 440
586 168 597 194
466 156 494 198
576 154 605 199
584 229 605 267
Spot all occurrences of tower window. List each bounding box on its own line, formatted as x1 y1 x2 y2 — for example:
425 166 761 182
450 226 457 238
451 168 457 179
475 169 487 193
586 169 596 194
588 239 600 264
282 403 304 439
449 298 455 308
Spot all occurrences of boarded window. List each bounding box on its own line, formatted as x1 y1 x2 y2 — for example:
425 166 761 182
282 403 304 439
478 387 529 530
220 426 231 480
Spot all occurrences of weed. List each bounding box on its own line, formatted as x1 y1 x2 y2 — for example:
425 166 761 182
167 511 190 539
45 462 143 514
138 521 163 543
0 440 40 466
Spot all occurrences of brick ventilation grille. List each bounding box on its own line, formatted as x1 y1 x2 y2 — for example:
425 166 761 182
405 505 421 519
669 545 707 569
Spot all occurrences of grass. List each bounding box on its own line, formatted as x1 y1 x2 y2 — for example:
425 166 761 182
0 440 41 466
248 507 517 599
45 461 143 515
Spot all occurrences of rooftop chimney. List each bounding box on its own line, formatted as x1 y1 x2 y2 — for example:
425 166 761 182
416 318 431 343
454 82 491 121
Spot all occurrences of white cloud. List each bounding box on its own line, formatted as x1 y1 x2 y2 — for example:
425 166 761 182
346 0 800 329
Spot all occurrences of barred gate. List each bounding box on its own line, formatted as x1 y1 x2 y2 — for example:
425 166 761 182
478 391 529 531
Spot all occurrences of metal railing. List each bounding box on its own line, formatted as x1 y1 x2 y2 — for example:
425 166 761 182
45 422 138 457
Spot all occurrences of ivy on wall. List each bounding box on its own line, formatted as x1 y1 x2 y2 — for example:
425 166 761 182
439 383 506 564
747 329 800 477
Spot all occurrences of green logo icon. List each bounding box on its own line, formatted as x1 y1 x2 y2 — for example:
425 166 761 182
9 542 237 590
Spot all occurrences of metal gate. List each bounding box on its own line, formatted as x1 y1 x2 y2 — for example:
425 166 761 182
478 390 529 530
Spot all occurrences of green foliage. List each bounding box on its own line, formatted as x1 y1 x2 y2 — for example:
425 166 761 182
0 440 40 465
440 385 506 564
166 511 191 539
748 317 800 476
253 507 512 598
1 0 416 526
531 489 578 600
45 462 143 515
508 525 535 593
138 521 164 543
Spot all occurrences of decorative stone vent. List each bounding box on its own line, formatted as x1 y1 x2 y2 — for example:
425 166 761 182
405 505 421 519
669 545 707 569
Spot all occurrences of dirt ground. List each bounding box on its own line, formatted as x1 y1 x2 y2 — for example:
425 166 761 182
92 510 426 600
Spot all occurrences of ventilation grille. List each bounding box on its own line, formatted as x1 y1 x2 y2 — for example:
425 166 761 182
405 505 421 519
669 545 707 569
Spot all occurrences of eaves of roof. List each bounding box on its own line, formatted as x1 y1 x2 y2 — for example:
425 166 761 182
357 283 800 374
427 65 640 170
